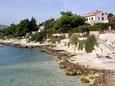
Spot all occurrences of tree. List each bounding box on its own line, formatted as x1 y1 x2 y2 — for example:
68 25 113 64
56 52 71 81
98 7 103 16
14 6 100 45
108 13 114 18
0 29 5 38
15 19 29 36
53 11 86 33
44 18 55 30
8 24 16 36
0 17 39 38
3 24 16 37
28 17 38 31
60 11 73 16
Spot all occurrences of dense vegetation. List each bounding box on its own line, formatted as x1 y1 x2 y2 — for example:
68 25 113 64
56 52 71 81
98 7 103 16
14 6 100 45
0 17 38 38
43 11 115 34
53 11 86 33
0 11 115 44
0 11 114 53
30 31 47 42
28 11 86 42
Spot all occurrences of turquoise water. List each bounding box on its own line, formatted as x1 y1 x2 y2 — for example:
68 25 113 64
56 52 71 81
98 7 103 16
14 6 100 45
0 46 84 86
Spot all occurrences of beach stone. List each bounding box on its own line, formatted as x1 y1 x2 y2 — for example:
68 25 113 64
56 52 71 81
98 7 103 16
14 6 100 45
59 62 66 69
76 70 83 75
64 69 76 75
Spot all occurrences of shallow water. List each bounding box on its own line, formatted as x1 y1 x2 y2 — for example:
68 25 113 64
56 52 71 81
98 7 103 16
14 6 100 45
0 46 85 86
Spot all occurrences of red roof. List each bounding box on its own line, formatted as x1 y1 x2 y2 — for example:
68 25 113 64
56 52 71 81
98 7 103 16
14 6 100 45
108 16 115 22
85 10 101 17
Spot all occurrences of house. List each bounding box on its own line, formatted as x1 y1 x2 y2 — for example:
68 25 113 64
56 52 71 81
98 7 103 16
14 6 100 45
38 23 45 32
85 10 108 25
108 16 115 22
38 25 44 32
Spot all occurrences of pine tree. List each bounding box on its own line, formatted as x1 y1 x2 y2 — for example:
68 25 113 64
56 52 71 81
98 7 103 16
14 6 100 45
28 17 38 31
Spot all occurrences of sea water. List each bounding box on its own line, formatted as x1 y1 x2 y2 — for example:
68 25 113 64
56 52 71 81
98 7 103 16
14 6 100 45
0 46 85 86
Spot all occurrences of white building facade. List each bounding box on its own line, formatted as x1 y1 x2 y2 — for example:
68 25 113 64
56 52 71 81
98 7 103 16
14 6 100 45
38 25 44 32
85 10 108 25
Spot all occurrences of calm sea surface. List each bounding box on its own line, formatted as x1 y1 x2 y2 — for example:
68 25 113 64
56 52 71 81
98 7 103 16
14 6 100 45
0 46 85 86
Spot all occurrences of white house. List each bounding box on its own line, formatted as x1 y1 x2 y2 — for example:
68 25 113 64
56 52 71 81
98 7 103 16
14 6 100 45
38 25 44 32
85 10 108 25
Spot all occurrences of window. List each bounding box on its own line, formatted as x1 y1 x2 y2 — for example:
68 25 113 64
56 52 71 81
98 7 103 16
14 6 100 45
102 17 104 20
98 17 100 20
86 18 88 20
102 13 104 16
92 17 93 20
86 18 88 21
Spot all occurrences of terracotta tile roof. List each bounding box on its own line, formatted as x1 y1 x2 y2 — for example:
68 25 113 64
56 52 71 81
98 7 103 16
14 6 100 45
85 10 101 17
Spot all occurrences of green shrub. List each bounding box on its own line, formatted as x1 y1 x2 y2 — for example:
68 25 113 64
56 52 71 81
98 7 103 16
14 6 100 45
69 34 79 47
69 34 98 53
49 36 65 43
92 23 109 31
85 35 97 53
78 40 85 50
70 25 91 34
30 31 47 42
108 22 115 30
77 25 90 33
80 77 90 83
89 76 96 80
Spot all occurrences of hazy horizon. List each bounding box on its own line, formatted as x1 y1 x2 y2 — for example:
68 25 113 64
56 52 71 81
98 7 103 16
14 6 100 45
0 0 115 25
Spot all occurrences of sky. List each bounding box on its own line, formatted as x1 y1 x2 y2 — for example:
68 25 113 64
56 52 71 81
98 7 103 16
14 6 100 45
0 0 115 25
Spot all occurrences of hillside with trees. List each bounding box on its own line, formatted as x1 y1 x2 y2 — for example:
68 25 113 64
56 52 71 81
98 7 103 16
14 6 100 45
0 17 38 38
0 11 115 43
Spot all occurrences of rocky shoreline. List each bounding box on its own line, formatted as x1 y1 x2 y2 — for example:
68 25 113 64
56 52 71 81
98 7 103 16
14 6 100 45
0 42 36 48
0 43 115 86
37 45 115 86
